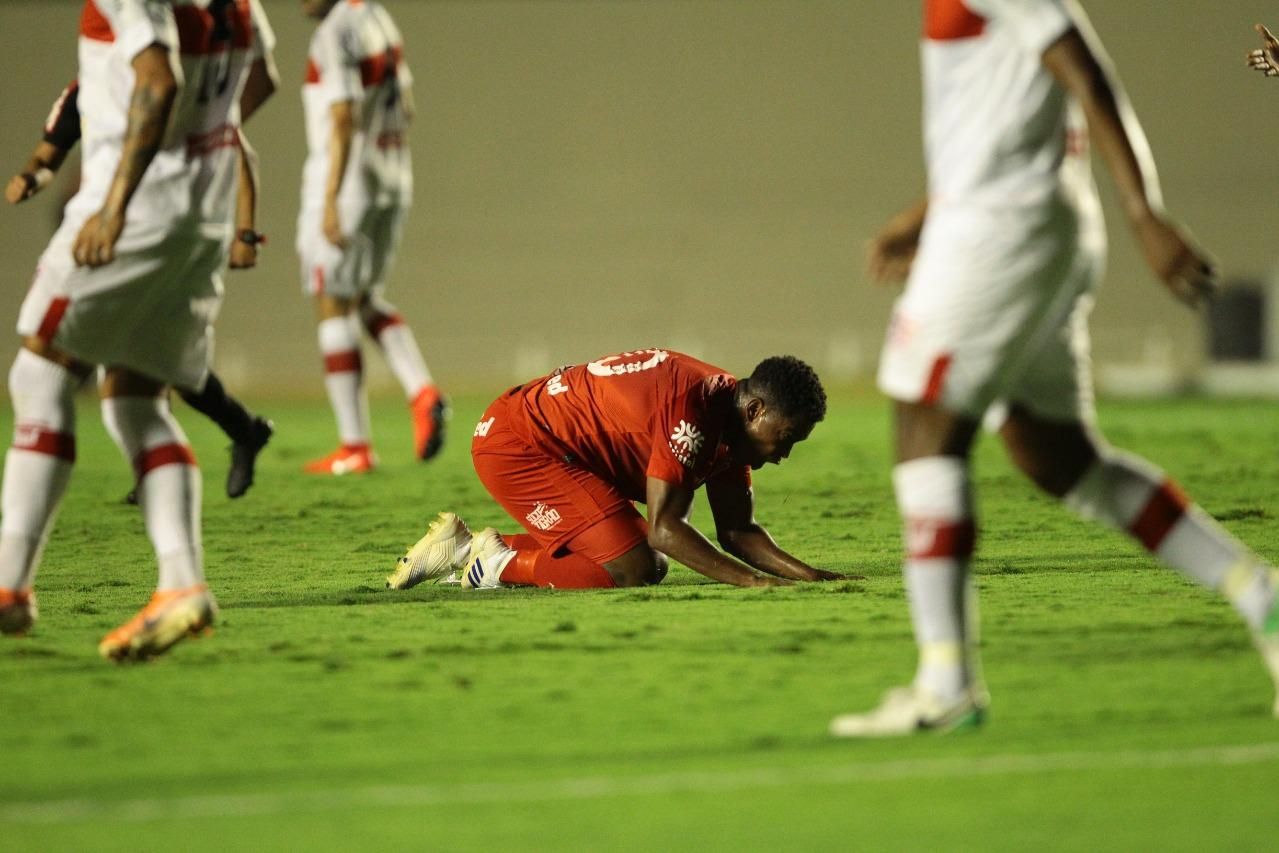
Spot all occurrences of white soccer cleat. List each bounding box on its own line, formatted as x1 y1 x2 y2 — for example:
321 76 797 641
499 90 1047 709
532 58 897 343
829 685 987 738
462 527 516 590
386 512 472 590
1251 570 1279 718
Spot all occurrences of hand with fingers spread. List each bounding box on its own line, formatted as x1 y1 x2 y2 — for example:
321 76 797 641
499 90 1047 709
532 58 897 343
1248 24 1279 77
1134 214 1217 308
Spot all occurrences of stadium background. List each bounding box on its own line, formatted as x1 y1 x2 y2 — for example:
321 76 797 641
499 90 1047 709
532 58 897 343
1 0 1277 395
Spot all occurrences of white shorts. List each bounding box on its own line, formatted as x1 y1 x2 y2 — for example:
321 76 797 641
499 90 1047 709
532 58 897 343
17 222 225 391
296 203 407 300
877 201 1105 423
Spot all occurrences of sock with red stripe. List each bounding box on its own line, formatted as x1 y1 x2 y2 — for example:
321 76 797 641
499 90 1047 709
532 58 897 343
102 396 204 591
498 533 617 589
1064 450 1274 629
318 315 370 447
359 297 433 399
895 456 977 701
0 350 79 591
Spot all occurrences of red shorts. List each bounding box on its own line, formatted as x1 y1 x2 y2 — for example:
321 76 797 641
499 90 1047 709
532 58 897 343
471 393 647 565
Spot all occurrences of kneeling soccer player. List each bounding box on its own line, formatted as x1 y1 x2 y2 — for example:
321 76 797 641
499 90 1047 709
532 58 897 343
387 349 844 590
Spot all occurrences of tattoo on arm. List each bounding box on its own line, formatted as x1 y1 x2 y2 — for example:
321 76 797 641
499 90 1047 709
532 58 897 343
104 65 176 216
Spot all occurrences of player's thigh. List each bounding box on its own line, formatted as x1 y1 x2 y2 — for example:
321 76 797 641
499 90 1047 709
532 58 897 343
364 205 406 288
567 513 659 586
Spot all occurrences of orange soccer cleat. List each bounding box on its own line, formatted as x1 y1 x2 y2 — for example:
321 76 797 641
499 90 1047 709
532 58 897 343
98 585 217 662
0 588 37 636
303 444 377 475
410 385 448 461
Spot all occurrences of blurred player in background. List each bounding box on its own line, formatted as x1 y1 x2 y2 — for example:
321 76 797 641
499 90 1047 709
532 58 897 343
6 74 276 502
830 0 1279 736
387 349 844 591
1247 23 1279 78
0 0 276 661
298 0 446 475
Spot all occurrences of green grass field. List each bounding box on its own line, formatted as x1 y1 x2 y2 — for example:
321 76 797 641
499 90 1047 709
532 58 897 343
4 391 1279 850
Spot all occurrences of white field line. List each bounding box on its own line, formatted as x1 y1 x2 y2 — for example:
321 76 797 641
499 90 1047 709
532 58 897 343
5 741 1279 825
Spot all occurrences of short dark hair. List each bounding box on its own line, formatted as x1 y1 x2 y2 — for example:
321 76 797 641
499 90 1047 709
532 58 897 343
747 356 826 424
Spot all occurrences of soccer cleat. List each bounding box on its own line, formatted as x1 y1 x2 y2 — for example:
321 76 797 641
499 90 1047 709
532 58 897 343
303 444 377 475
98 585 217 662
1251 570 1279 718
0 588 37 636
410 385 448 461
227 416 274 498
462 527 516 589
386 511 473 589
829 685 987 738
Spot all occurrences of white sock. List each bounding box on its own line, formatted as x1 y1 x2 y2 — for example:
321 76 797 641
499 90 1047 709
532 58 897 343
0 350 79 591
1064 450 1275 630
360 297 432 399
102 395 203 591
318 315 370 446
895 456 977 701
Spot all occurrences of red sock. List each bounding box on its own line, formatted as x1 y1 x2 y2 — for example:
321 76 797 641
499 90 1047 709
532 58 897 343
498 533 615 589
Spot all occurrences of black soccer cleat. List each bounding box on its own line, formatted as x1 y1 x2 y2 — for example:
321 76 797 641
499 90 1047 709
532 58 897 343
227 416 274 499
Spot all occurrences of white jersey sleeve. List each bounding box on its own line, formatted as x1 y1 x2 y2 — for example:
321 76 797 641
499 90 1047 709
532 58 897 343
964 0 1073 55
248 0 277 61
97 0 178 63
313 16 363 106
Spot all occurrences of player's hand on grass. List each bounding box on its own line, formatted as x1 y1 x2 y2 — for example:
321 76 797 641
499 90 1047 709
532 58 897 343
323 201 347 248
5 169 50 204
809 568 859 581
72 208 126 268
1134 214 1217 308
1247 24 1279 77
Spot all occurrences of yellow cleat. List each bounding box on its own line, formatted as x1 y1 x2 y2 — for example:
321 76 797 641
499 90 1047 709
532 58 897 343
98 586 217 662
387 512 472 590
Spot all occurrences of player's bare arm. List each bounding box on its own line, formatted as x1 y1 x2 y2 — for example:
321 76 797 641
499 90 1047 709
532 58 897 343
645 476 787 588
73 45 176 268
1248 24 1279 78
229 131 261 270
867 196 928 285
323 99 355 248
240 55 279 123
704 473 845 581
6 141 66 205
1042 28 1215 307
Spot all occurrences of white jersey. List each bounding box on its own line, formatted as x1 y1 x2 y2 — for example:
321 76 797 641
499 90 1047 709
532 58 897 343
67 0 274 236
922 0 1093 213
301 0 413 213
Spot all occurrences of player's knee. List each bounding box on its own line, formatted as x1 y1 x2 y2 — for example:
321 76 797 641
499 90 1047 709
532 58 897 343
606 545 666 587
9 348 79 428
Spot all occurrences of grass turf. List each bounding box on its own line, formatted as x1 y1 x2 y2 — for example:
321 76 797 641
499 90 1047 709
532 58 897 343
3 391 1279 850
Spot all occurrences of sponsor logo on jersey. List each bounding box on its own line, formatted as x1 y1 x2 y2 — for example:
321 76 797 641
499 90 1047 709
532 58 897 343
586 348 669 377
474 416 495 438
526 502 562 531
668 419 704 468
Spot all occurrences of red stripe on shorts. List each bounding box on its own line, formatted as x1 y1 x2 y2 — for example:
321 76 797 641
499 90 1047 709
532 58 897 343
135 443 197 478
906 518 976 560
36 297 70 343
921 354 952 406
305 57 321 84
1129 480 1189 552
311 266 325 295
12 424 76 462
324 350 362 374
364 311 404 339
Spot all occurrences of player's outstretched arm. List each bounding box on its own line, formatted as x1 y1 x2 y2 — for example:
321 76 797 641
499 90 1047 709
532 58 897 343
867 196 928 285
1042 26 1215 307
705 474 847 581
1248 24 1279 78
73 45 177 268
646 476 787 587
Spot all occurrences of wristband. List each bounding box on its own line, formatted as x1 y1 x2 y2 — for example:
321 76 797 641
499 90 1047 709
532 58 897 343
235 228 266 246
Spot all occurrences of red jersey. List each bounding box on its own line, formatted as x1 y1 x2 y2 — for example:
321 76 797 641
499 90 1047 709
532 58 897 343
498 348 751 502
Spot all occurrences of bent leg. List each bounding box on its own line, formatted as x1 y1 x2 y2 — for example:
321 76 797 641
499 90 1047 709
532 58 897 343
499 512 660 589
